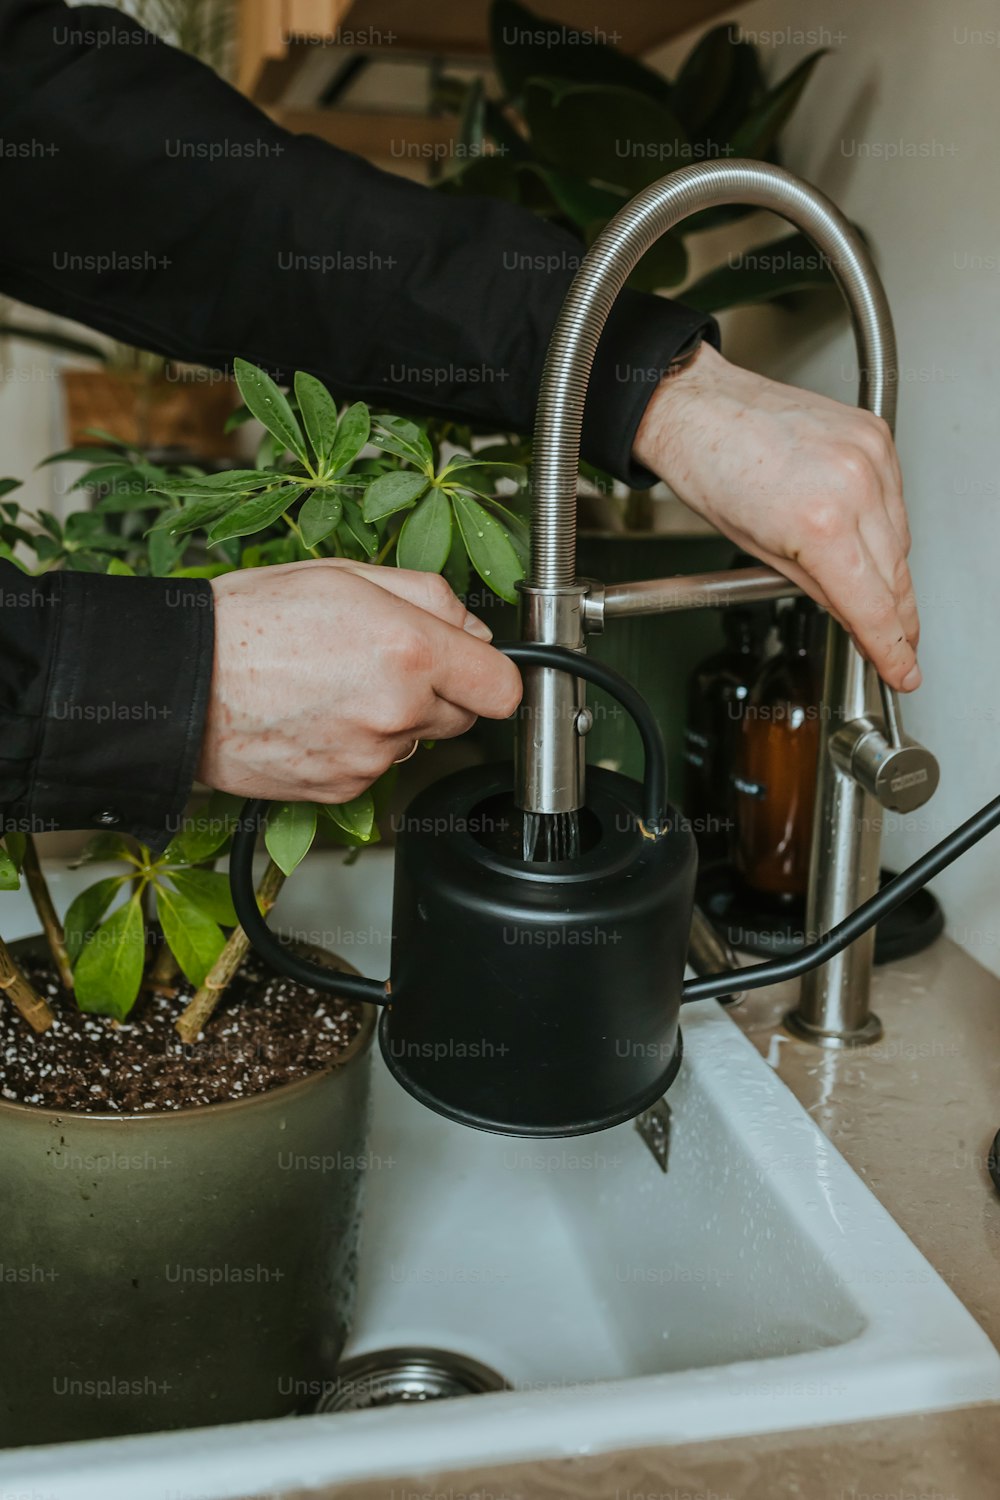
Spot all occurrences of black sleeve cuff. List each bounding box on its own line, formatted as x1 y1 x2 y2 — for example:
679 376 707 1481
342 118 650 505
583 289 720 488
13 571 214 850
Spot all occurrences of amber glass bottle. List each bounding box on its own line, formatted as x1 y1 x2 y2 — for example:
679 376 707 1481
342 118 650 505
733 601 825 898
683 607 769 866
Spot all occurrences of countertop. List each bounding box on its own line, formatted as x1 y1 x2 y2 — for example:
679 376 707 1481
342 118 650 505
292 934 1000 1500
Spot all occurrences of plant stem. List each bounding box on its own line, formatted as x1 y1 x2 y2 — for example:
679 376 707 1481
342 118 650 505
0 935 55 1033
174 858 285 1044
147 935 179 994
22 837 74 992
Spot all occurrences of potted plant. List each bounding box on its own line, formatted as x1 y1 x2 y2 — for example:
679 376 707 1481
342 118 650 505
0 359 526 1447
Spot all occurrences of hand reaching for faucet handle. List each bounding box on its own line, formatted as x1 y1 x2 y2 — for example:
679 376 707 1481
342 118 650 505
633 342 921 692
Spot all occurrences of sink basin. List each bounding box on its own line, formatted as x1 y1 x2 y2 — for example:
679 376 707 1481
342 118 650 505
4 851 999 1499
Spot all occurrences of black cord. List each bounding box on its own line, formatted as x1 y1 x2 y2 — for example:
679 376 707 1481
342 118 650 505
496 642 669 832
229 799 390 1005
683 793 1000 1003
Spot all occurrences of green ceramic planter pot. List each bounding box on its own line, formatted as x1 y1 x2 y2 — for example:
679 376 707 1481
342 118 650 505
0 938 376 1449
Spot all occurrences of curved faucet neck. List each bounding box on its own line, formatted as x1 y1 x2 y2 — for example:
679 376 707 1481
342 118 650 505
528 158 897 591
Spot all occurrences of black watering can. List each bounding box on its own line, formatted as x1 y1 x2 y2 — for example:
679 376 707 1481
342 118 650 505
229 642 1000 1138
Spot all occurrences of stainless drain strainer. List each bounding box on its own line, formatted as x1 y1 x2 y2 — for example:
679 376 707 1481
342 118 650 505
318 1347 508 1412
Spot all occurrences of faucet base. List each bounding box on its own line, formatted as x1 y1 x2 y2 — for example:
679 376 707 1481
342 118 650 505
782 1008 884 1049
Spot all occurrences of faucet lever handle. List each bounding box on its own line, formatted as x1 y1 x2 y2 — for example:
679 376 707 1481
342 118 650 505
878 678 905 750
830 673 940 814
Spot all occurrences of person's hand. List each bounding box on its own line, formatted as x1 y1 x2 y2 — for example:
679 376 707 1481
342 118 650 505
196 559 522 802
632 342 921 692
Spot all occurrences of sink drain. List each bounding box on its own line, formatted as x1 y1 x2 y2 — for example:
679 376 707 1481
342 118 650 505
318 1347 509 1412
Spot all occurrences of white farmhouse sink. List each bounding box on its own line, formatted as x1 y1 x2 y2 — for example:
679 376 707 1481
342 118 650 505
4 852 1000 1499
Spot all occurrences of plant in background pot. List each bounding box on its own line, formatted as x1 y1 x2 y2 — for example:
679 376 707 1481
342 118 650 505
0 360 527 1448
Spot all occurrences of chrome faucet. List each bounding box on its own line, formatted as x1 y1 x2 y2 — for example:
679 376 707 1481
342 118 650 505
515 159 940 1046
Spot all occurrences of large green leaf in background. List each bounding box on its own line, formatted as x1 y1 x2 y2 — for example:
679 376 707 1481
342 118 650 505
523 79 690 194
681 230 837 314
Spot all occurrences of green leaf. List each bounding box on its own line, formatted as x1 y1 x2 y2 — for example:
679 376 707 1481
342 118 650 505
64 876 124 963
340 497 379 558
233 358 309 465
396 488 453 573
371 415 433 469
672 25 738 134
147 495 234 538
105 558 136 576
70 831 136 868
0 845 20 891
83 426 135 448
680 230 837 314
206 484 305 544
95 483 167 514
322 790 375 842
294 371 340 470
3 831 25 869
329 402 371 474
74 896 146 1020
38 445 125 468
154 882 226 988
149 525 186 576
362 470 429 523
163 791 242 865
527 166 628 231
452 492 525 603
264 801 318 876
68 462 135 492
154 468 278 496
64 512 131 551
169 562 234 579
0 478 22 501
166 868 237 928
439 459 526 497
298 490 343 548
699 37 766 147
36 510 63 540
484 500 530 568
618 222 688 292
523 78 690 194
456 73 486 156
730 51 828 159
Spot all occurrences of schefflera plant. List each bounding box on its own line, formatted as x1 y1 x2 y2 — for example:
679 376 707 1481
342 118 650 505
1 360 528 1045
146 358 529 603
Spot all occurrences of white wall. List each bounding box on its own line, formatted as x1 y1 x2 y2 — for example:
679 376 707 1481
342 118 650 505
651 0 1000 976
0 311 68 516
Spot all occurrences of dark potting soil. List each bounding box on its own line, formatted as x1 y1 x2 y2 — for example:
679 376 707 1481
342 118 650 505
0 948 366 1113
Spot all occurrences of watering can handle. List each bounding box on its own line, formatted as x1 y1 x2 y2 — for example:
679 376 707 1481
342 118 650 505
227 644 670 1004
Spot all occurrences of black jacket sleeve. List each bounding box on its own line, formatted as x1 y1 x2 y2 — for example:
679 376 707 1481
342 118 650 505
0 0 718 841
0 561 212 847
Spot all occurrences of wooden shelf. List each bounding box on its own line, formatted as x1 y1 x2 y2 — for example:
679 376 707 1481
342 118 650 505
238 0 745 158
